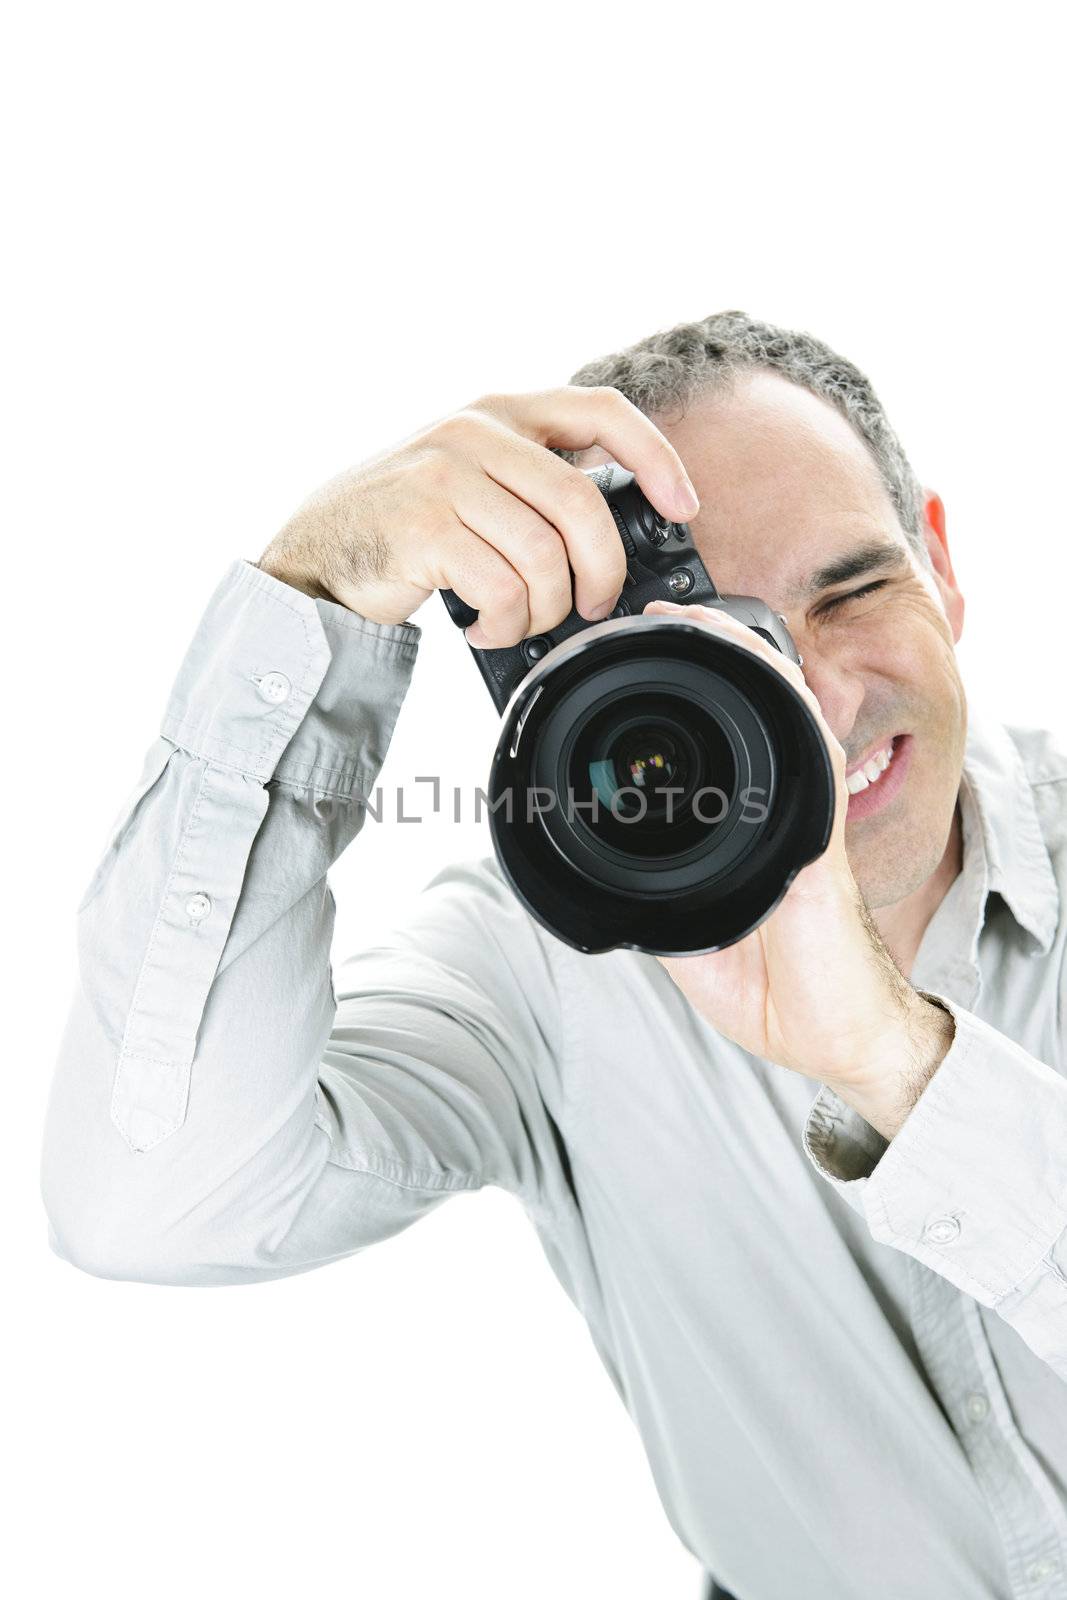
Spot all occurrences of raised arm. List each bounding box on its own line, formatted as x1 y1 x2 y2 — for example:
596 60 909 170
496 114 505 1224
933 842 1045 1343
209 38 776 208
41 387 699 1287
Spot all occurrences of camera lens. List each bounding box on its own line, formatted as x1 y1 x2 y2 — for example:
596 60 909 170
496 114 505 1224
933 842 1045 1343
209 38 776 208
487 614 834 955
571 698 738 858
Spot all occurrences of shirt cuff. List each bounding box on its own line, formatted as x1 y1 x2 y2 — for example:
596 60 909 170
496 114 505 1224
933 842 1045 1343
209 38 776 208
802 992 1067 1306
160 559 421 792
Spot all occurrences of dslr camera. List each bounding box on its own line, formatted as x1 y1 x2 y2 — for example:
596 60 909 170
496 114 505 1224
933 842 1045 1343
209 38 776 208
441 463 835 956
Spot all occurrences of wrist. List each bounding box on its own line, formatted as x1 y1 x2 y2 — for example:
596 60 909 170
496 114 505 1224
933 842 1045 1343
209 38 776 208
255 551 337 603
826 991 956 1140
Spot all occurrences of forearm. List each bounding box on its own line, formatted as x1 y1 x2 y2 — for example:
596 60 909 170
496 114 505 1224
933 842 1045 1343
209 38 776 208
40 560 424 1283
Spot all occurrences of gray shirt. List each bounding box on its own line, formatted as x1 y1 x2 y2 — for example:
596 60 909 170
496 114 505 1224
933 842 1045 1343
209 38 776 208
41 559 1067 1600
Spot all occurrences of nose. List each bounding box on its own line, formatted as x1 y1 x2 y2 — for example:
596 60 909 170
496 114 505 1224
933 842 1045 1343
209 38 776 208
793 638 867 750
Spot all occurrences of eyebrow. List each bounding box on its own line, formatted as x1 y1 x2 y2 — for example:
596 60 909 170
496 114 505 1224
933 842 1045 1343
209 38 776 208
801 539 911 600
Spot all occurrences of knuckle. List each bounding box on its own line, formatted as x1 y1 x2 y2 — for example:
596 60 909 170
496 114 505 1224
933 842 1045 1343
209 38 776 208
590 383 631 413
415 445 454 486
491 569 528 614
520 523 566 574
467 391 507 417
555 469 602 522
427 412 479 453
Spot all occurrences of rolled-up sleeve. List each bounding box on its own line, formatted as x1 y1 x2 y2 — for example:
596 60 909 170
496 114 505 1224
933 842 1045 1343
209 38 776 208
803 991 1067 1380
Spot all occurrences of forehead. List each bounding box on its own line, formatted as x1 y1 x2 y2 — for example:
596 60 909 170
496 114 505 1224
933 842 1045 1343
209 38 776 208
654 371 909 604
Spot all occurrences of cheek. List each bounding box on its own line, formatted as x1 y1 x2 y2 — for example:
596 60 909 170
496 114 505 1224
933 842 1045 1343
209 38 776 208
844 593 959 679
851 602 967 772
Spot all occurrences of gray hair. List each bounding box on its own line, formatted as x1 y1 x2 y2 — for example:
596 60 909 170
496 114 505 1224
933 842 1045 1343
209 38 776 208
556 310 928 559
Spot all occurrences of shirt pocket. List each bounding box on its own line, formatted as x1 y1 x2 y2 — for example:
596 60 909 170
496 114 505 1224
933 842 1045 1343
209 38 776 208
98 752 270 1155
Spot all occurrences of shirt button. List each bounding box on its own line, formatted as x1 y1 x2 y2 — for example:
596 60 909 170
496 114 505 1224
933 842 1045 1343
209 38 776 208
256 671 292 705
964 1392 989 1423
923 1215 961 1246
1026 1557 1059 1584
185 892 212 923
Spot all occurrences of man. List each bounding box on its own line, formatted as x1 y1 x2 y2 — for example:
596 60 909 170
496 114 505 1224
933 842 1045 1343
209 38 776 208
41 312 1067 1599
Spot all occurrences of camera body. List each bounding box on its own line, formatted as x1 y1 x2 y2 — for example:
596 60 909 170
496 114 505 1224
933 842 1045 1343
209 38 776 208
439 464 801 715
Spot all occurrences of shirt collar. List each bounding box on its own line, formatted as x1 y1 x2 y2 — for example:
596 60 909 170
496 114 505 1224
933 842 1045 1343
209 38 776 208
957 703 1059 956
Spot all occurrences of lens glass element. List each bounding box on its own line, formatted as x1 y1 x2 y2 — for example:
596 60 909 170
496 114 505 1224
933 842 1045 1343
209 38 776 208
568 694 738 859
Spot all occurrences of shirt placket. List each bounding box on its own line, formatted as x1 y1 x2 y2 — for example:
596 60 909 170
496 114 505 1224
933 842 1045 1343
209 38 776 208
910 801 1067 1597
909 1260 1067 1595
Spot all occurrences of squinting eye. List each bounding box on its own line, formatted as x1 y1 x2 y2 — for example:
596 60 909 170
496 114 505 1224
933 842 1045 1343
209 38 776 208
821 579 888 614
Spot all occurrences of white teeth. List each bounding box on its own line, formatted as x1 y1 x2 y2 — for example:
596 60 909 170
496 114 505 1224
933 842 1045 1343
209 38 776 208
847 741 895 796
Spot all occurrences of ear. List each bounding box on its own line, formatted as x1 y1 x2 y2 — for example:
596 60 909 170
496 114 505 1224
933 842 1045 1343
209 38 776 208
921 489 965 643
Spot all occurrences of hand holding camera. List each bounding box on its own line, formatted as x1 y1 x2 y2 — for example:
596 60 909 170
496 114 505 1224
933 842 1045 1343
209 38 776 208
257 386 700 635
259 389 837 958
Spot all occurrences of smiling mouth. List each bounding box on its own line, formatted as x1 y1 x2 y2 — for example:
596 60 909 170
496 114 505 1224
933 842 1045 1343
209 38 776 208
845 738 897 795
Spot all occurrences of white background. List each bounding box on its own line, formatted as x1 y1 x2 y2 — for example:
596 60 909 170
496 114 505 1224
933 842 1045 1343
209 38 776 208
5 3 1065 1597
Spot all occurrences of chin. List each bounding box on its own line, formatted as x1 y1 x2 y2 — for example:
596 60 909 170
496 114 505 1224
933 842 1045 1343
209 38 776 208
852 853 934 911
857 819 947 908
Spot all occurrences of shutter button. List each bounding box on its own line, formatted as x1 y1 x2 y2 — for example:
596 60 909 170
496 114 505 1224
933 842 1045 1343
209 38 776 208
185 893 212 923
256 671 292 705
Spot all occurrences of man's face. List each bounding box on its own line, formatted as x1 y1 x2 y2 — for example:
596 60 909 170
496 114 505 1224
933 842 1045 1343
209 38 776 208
606 372 967 910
